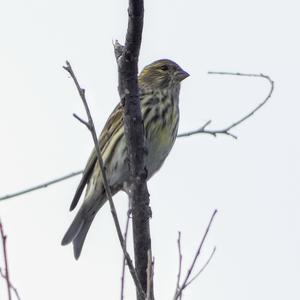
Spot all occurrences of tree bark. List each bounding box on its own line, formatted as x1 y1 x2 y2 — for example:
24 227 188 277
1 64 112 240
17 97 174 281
115 0 152 298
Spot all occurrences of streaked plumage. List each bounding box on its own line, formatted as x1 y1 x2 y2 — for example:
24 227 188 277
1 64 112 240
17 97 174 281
61 59 189 259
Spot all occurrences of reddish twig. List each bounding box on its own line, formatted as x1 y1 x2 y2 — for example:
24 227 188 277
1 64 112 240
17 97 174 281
0 220 12 300
0 268 21 300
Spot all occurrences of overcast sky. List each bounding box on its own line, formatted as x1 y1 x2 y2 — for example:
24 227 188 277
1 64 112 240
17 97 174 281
0 0 299 299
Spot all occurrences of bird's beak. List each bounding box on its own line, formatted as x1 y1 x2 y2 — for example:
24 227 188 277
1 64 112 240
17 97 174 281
176 69 190 82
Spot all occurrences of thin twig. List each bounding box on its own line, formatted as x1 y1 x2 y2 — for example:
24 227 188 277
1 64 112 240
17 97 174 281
120 200 132 300
73 113 90 129
185 246 216 288
0 171 83 201
63 61 145 300
0 268 21 300
174 209 218 300
175 231 182 297
178 72 274 139
0 220 12 300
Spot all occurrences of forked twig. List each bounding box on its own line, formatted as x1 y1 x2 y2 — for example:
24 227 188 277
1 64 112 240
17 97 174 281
185 246 216 288
174 210 218 300
0 268 21 300
63 61 145 300
178 72 274 139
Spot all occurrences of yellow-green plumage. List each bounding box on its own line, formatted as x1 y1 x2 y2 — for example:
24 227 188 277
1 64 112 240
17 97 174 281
61 59 189 259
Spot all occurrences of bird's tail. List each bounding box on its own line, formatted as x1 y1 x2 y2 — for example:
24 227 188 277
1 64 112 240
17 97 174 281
61 197 105 259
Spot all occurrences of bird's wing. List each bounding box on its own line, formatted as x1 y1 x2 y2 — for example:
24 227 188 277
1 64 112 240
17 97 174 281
69 102 124 211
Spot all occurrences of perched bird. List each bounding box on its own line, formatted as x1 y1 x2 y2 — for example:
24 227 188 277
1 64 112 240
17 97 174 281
61 59 189 259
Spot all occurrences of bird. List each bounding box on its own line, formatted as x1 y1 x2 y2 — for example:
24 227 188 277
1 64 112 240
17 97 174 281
61 59 189 259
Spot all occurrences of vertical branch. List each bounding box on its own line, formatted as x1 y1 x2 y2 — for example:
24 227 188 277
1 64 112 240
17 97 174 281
146 250 154 300
114 0 151 298
120 200 132 300
175 231 183 296
0 220 12 300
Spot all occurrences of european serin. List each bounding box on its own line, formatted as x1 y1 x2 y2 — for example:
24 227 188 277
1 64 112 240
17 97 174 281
62 59 189 259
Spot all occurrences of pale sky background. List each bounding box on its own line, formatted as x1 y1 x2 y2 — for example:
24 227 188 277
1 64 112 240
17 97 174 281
0 0 299 299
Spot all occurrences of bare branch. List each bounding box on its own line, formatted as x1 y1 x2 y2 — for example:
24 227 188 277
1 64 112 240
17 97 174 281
114 0 152 297
63 61 145 300
178 72 274 139
0 220 12 300
120 200 132 300
0 171 83 201
175 231 183 298
174 209 218 300
0 268 21 300
72 113 90 129
185 246 216 288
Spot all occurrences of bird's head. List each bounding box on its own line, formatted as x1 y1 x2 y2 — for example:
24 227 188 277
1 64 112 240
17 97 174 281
139 59 189 89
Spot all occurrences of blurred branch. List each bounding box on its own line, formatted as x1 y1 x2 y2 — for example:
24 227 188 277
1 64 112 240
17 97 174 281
0 220 12 300
178 72 274 139
63 61 145 300
174 210 217 300
0 171 83 201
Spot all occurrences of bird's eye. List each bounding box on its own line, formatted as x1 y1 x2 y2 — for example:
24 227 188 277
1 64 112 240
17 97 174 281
160 65 169 71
